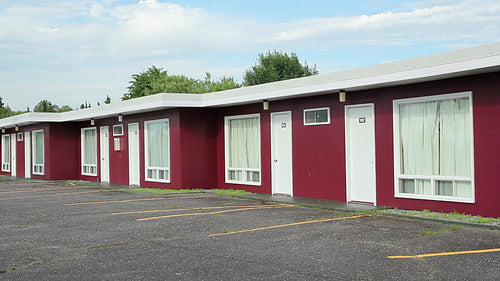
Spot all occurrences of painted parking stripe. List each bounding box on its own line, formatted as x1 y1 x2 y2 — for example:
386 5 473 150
113 204 285 215
208 214 372 236
388 248 500 259
65 194 218 206
138 205 292 221
0 190 102 200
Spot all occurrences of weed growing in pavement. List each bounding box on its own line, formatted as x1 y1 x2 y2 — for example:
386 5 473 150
419 225 460 236
213 189 249 195
124 187 205 194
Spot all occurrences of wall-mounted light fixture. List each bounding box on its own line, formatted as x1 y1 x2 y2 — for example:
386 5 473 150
339 90 346 103
263 100 269 111
1 128 5 133
118 114 123 122
15 125 19 131
90 118 95 126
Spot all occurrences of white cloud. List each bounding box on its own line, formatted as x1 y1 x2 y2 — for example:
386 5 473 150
0 0 500 110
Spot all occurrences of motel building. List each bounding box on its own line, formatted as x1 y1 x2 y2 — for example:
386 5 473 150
1 43 499 217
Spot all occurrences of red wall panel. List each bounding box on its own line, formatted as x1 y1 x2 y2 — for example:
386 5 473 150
216 72 500 217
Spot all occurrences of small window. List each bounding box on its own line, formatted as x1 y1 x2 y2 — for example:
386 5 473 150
113 125 124 136
303 107 330 125
17 133 23 141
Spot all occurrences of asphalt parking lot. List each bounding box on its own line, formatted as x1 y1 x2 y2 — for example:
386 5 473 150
0 180 499 280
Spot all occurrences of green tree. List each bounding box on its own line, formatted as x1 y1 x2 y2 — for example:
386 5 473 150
0 96 25 119
33 100 59 112
122 66 241 100
58 105 73 112
243 50 318 86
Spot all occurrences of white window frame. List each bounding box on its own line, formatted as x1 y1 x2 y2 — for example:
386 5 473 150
81 127 97 176
392 91 475 203
303 107 331 126
1 134 10 172
144 118 170 183
224 113 261 186
32 129 44 175
113 124 124 136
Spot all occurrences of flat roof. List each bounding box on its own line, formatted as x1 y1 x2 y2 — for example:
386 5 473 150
2 42 500 128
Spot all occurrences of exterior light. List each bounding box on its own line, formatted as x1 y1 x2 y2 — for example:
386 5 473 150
15 125 19 131
118 114 123 122
1 128 5 133
339 90 346 103
263 100 269 110
90 118 95 126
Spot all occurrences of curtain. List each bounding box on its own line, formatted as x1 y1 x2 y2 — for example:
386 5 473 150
399 97 471 196
34 131 44 165
84 129 96 165
229 117 259 169
148 121 169 168
2 136 9 163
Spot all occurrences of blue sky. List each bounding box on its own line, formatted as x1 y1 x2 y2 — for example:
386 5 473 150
1 0 500 110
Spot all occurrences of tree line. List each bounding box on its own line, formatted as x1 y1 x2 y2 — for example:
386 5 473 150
1 51 317 117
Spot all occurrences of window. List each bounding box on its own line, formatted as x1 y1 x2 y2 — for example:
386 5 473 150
144 119 170 182
17 133 23 141
113 125 123 136
304 107 330 125
1 134 10 172
393 92 474 203
32 130 44 175
81 127 97 176
224 114 261 185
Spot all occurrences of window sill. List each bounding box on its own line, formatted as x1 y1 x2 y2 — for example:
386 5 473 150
145 178 170 183
395 194 475 204
225 180 261 186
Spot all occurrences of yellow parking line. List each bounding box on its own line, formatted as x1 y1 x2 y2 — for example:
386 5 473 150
209 214 372 236
388 248 500 259
113 205 283 215
65 194 217 206
138 205 290 221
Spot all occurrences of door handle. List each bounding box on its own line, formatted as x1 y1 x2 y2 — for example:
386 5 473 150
273 159 278 163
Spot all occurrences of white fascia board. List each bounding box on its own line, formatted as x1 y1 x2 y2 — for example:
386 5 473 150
0 112 63 128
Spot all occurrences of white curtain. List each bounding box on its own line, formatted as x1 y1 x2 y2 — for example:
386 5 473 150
399 97 471 196
84 129 96 165
34 131 44 165
148 121 169 168
229 117 259 169
2 135 10 164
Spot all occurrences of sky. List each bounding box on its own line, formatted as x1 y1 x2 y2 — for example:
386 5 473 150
1 0 500 111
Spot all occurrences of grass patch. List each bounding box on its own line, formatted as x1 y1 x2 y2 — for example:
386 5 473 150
124 187 205 194
213 189 250 196
420 225 460 236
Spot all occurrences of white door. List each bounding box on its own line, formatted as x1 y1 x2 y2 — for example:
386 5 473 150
128 123 140 186
10 133 16 177
345 104 376 204
24 132 30 178
99 126 110 183
271 111 293 196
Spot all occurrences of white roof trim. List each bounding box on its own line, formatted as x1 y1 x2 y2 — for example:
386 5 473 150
2 42 500 128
